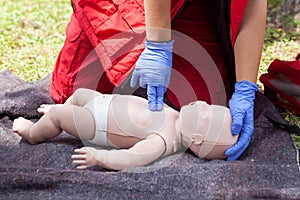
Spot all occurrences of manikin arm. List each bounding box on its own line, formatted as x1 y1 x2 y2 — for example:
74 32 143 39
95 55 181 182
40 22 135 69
72 134 166 170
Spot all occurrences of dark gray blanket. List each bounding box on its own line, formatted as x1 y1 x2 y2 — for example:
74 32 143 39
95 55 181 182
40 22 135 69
0 70 299 199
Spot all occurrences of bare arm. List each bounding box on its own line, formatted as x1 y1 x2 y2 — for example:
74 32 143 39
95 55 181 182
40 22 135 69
72 134 166 170
234 0 267 83
144 0 171 41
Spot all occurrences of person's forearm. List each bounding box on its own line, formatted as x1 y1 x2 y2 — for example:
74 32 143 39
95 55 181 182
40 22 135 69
234 0 267 83
144 0 171 41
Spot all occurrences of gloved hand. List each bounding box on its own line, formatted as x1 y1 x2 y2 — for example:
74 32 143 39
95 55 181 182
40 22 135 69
130 40 174 111
225 80 258 161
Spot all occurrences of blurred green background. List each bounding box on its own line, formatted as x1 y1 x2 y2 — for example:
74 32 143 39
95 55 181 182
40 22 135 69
0 0 72 81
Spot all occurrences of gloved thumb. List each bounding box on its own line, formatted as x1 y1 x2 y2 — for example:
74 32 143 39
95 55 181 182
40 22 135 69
130 71 139 88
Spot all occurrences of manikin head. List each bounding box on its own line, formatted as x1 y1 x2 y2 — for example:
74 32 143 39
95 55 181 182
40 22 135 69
177 101 238 160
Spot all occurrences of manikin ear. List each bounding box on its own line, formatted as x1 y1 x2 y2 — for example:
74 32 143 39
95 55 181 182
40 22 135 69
189 134 203 145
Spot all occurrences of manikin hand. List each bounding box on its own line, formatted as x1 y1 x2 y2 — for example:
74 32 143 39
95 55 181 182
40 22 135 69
130 40 174 111
225 80 258 161
72 147 99 170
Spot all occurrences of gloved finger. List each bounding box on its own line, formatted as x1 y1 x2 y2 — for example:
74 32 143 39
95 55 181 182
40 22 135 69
231 111 244 135
226 142 249 161
227 115 254 161
130 71 139 88
241 111 254 139
225 132 251 160
156 86 165 111
147 85 157 111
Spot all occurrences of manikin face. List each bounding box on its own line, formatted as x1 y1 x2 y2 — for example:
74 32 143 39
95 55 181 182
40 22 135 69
178 101 237 160
178 101 211 146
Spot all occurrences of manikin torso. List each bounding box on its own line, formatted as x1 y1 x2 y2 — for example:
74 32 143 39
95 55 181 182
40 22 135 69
106 95 180 156
104 95 237 160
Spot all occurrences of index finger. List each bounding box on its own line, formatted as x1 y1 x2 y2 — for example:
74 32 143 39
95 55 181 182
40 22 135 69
147 85 157 111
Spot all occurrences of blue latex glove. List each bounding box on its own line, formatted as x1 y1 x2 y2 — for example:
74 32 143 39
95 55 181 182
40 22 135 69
225 80 258 161
130 40 174 111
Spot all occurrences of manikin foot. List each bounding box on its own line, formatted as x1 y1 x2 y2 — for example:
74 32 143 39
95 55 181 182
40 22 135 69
37 104 56 114
13 117 36 144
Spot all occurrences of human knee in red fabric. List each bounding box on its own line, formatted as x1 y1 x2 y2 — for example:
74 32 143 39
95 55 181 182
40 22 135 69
50 14 114 103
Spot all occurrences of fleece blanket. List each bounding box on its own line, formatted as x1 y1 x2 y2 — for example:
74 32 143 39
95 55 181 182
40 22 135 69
0 70 299 199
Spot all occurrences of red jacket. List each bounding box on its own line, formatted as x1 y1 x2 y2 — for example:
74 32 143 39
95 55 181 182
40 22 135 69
50 0 248 103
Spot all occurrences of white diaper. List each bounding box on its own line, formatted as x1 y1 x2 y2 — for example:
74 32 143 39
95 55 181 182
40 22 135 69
83 94 114 146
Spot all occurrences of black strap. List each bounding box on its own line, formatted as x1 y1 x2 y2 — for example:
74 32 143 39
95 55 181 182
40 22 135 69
171 0 189 28
264 109 300 135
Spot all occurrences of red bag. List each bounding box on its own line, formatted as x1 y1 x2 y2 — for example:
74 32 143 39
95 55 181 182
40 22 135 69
260 53 300 114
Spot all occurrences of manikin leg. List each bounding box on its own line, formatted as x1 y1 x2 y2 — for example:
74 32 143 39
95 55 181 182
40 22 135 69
38 88 102 114
13 88 101 144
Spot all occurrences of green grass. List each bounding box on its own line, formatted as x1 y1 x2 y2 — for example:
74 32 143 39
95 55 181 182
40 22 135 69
0 0 72 81
1 0 300 151
261 1 300 153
